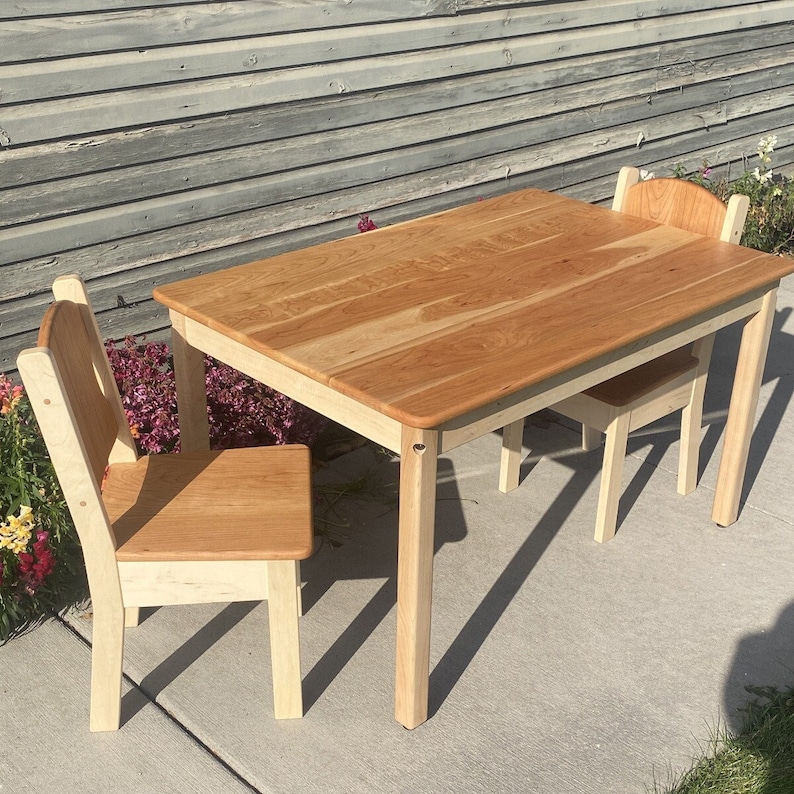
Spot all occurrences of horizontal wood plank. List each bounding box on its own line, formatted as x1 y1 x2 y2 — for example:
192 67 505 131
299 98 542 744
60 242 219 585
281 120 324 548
3 23 789 187
2 0 792 376
0 0 454 61
2 0 776 103
8 54 794 230
3 4 792 144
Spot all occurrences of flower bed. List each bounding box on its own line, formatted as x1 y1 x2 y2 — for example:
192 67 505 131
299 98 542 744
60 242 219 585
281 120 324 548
0 375 86 641
673 134 794 256
105 338 328 454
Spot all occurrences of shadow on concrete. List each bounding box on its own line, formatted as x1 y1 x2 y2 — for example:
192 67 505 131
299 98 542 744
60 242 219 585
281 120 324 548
428 457 591 717
725 600 794 730
719 600 794 791
121 601 259 726
121 453 469 721
542 305 794 533
301 454 468 711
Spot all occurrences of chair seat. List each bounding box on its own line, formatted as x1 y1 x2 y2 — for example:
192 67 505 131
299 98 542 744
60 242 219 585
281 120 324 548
582 346 698 407
104 447 314 562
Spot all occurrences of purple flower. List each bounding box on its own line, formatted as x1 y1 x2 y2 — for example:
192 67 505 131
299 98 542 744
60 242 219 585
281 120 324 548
105 338 327 454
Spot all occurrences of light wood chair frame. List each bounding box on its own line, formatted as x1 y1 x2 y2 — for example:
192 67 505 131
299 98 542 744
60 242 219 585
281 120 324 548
499 168 750 542
17 275 313 731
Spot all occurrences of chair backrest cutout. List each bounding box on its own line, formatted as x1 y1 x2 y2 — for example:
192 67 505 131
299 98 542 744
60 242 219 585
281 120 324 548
35 300 125 486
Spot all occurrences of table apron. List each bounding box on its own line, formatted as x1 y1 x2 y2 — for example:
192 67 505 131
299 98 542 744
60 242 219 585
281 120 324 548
178 315 405 452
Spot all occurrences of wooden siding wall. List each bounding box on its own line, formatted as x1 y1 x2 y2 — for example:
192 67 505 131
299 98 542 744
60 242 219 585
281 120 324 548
2 0 793 372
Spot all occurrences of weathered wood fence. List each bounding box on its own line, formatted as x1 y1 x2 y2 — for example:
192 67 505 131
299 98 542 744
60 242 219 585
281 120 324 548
2 0 793 371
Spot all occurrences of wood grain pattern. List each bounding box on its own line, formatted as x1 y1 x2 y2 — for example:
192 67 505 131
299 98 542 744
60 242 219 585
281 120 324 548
582 346 698 406
106 448 314 561
532 172 751 541
621 177 729 238
155 189 793 428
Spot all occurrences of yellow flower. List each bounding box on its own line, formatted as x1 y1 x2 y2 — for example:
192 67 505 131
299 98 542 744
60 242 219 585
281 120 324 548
0 506 35 555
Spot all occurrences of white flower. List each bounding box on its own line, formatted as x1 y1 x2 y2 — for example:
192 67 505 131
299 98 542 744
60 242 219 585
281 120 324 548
757 134 777 164
639 169 655 181
752 167 773 184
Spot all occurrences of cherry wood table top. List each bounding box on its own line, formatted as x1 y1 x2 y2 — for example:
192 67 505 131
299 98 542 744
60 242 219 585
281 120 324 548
154 188 793 429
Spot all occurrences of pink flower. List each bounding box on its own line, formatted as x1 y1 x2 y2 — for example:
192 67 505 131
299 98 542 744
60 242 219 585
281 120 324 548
17 552 34 576
0 375 24 414
357 214 378 232
14 532 56 594
105 338 327 454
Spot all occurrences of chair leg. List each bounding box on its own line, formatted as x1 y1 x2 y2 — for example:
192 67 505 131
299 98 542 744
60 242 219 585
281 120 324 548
582 424 602 451
89 601 125 732
678 333 716 495
499 418 525 493
266 559 303 719
678 395 705 496
124 607 140 628
594 410 631 543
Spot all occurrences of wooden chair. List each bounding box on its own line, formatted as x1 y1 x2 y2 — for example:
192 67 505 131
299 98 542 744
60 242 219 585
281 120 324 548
17 274 314 731
499 168 750 542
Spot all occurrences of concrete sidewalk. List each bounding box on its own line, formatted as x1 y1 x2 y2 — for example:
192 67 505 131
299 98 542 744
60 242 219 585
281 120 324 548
3 276 794 794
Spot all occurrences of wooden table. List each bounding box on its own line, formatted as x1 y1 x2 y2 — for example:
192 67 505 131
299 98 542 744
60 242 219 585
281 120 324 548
154 188 794 729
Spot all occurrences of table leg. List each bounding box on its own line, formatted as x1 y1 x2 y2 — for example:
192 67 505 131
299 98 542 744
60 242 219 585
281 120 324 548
395 425 439 729
712 288 778 526
170 311 210 453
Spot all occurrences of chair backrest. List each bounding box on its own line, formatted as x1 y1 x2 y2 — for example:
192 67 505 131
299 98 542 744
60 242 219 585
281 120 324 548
16 277 137 587
34 300 131 484
612 166 749 245
50 274 138 467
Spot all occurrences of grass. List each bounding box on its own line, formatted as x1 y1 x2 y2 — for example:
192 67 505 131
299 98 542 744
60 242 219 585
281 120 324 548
656 686 794 794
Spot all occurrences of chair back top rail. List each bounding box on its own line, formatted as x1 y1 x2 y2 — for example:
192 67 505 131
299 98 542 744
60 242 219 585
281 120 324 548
51 275 139 466
35 300 131 485
613 167 749 243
